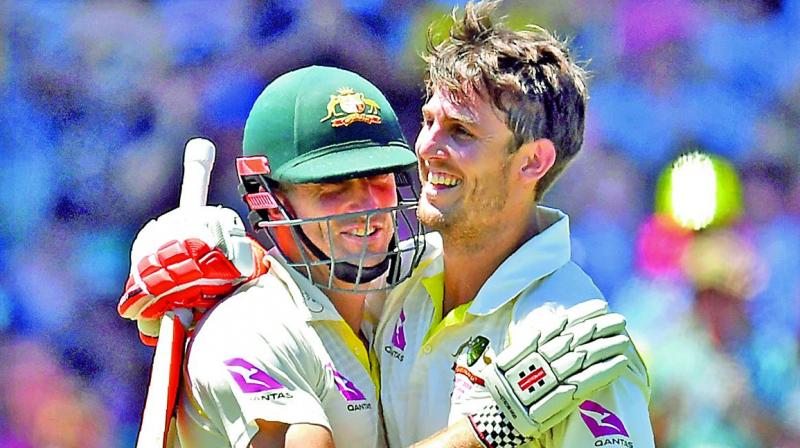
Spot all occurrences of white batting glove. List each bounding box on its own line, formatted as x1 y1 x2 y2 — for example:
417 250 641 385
463 299 630 445
118 206 269 345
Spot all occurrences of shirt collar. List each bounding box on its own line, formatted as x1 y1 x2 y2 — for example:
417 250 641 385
267 249 343 322
467 206 572 315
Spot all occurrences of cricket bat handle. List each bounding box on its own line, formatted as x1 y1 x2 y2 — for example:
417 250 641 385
166 137 216 329
169 137 216 326
137 138 216 448
180 137 216 208
170 137 216 326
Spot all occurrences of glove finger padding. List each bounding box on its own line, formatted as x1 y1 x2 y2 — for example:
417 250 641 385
566 313 627 348
118 238 248 319
496 299 615 369
482 300 631 438
565 299 609 326
130 206 256 278
118 206 270 345
569 353 628 399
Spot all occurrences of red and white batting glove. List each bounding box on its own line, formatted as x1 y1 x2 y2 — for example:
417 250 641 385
118 206 270 346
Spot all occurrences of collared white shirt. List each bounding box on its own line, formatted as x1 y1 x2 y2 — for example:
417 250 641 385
176 254 384 448
376 207 653 447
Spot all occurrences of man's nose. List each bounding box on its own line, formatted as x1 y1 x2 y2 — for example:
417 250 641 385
345 179 381 213
416 128 448 161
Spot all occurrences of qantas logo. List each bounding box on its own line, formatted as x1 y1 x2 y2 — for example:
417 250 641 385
384 309 407 361
329 365 366 402
391 309 407 350
579 400 630 437
224 358 284 393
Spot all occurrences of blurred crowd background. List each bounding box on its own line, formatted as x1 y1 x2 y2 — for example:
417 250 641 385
1 0 799 446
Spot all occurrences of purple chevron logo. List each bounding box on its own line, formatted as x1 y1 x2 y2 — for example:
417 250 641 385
391 309 407 350
224 358 284 393
579 400 630 437
329 365 366 401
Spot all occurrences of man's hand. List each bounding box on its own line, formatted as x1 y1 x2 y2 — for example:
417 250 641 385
118 206 270 345
461 300 630 446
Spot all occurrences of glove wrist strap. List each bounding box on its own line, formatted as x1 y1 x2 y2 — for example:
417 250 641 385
468 404 530 448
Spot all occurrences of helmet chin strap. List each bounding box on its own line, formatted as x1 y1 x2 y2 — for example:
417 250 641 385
293 225 392 285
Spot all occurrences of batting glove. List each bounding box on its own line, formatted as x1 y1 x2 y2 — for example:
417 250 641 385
465 299 630 446
118 206 270 346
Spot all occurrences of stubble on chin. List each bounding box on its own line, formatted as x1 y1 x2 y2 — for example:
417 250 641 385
418 200 482 248
417 200 446 231
419 182 509 251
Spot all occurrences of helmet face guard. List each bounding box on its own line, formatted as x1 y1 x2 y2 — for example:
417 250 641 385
237 156 426 293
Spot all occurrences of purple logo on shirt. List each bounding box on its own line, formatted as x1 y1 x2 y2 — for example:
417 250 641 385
391 309 407 350
329 366 366 401
579 400 630 437
224 358 284 394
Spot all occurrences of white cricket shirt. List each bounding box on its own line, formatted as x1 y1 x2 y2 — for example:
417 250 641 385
176 254 384 448
375 207 654 447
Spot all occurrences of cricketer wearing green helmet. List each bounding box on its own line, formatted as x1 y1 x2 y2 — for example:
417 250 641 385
119 65 425 447
238 65 425 293
167 66 424 447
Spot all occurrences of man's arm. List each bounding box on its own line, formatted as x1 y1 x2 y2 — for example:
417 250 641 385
413 300 635 448
182 285 334 448
250 421 334 448
409 418 480 448
413 368 654 448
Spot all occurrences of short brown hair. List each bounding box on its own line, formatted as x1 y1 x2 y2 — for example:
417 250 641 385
424 0 588 201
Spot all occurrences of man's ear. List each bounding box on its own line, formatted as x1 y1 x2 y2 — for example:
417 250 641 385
515 138 556 185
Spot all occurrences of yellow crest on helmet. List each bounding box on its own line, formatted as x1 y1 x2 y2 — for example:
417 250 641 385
320 87 382 127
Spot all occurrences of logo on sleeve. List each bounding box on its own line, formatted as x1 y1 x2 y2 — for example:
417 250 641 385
384 309 406 361
580 400 633 447
328 365 372 412
224 358 284 393
331 367 366 401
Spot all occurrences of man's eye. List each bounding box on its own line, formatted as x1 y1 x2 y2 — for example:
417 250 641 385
454 125 473 138
318 184 346 196
369 173 393 185
420 118 432 128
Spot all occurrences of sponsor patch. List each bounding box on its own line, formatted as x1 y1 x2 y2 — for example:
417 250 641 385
224 358 284 393
504 351 554 402
579 400 630 437
517 366 547 392
251 391 294 401
330 366 366 402
347 402 373 412
391 309 407 350
454 365 484 386
384 344 404 361
384 309 407 361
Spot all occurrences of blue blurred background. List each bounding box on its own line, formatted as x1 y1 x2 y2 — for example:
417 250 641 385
1 0 799 446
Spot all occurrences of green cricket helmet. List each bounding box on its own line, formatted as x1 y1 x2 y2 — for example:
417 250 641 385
236 66 425 292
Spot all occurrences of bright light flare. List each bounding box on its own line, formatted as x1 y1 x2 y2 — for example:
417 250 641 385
670 152 717 230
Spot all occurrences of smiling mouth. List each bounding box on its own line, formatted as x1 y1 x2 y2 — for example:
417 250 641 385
341 224 380 238
426 171 462 189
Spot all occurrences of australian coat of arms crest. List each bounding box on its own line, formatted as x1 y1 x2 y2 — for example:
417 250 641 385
320 88 382 127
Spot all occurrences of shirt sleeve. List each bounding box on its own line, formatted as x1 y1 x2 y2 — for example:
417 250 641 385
183 314 330 448
542 363 655 448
